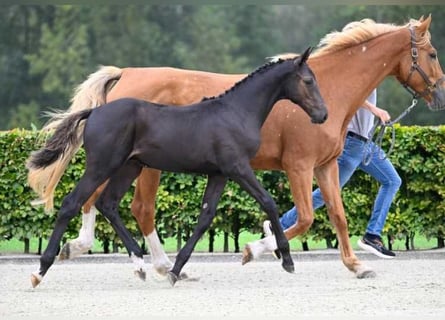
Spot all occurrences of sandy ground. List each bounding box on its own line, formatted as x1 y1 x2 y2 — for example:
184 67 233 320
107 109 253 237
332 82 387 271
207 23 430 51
0 250 444 319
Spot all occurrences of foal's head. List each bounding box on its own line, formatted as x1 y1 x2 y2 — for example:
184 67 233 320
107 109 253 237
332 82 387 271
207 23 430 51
283 47 328 124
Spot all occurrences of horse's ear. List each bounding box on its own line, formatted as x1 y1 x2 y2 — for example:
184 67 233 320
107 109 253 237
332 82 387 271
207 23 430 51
419 15 425 22
417 14 432 36
296 47 312 66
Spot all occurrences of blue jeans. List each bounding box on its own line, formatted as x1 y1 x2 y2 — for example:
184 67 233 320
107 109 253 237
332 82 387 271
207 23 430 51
280 133 402 237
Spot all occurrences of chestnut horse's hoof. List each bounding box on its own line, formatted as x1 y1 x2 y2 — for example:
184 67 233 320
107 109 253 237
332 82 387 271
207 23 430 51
31 272 42 288
58 243 70 260
241 245 253 265
356 267 376 279
354 263 376 279
167 271 179 287
357 270 376 279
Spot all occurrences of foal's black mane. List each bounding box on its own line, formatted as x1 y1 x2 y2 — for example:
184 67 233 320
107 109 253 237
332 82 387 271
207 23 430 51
201 58 289 102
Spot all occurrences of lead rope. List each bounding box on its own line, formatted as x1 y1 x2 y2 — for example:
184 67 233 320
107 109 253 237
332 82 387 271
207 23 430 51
362 98 418 165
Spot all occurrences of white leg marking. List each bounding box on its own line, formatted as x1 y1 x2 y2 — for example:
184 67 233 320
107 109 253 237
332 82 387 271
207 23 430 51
146 231 173 276
131 252 147 273
67 207 97 257
247 235 278 259
355 263 376 279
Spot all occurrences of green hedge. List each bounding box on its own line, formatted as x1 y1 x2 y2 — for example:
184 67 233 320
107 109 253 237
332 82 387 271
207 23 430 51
1 126 444 253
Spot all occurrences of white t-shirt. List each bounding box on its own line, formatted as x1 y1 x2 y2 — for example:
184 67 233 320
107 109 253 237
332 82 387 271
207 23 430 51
347 89 377 139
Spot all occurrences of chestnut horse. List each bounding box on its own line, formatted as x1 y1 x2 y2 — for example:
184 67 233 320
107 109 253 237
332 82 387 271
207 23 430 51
29 16 445 280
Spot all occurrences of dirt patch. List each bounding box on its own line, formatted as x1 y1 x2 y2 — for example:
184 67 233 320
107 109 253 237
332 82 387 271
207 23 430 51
1 252 444 318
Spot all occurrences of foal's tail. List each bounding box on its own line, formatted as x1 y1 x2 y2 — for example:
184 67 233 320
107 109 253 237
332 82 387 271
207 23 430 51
27 109 93 207
28 66 122 211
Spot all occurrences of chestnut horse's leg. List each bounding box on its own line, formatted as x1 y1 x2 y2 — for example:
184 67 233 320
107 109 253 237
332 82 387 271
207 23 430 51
243 161 375 279
59 182 107 260
314 161 375 278
131 168 175 276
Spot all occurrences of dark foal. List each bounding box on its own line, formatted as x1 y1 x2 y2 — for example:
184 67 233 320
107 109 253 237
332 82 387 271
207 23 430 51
27 47 327 287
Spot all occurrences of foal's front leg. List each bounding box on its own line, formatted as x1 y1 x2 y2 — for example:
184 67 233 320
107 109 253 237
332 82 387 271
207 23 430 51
168 175 227 286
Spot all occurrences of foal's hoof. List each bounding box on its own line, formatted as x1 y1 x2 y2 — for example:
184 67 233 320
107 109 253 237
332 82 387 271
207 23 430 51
273 249 281 260
241 245 253 265
58 243 71 260
31 272 42 288
134 269 147 281
167 271 179 287
282 263 295 274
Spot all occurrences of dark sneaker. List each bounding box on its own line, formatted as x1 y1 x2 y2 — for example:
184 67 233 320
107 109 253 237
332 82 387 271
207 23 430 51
262 220 281 260
358 234 395 259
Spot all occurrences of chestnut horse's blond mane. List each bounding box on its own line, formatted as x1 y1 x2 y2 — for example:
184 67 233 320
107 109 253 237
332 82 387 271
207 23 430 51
269 18 430 62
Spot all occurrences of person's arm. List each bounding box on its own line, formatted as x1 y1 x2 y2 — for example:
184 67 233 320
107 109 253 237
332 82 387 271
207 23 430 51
362 100 391 123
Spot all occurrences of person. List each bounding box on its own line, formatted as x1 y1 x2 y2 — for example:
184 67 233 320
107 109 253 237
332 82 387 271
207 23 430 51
264 88 401 259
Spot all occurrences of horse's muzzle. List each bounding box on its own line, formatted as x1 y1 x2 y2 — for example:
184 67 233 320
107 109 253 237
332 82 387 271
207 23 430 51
311 109 328 124
428 86 445 111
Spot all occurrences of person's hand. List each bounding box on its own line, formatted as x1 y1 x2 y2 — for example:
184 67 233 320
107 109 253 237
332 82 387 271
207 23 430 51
374 107 391 123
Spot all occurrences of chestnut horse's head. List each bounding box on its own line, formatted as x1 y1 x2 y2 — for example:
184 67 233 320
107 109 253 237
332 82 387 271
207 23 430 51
397 15 445 110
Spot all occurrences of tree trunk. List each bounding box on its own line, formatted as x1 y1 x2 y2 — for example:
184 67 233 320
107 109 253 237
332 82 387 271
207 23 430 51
112 241 119 253
176 228 182 252
24 238 30 254
404 235 409 250
410 233 415 250
232 213 240 253
325 238 333 249
208 229 215 252
388 235 394 251
38 237 42 255
140 237 147 255
103 238 110 254
302 241 309 251
224 232 230 253
438 235 444 248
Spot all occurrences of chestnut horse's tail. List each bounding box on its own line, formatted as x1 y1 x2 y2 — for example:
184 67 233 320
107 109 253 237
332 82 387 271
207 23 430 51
28 66 122 211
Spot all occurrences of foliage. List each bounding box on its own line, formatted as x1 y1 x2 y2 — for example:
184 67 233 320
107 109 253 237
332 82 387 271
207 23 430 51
1 5 445 129
1 4 444 252
1 126 444 252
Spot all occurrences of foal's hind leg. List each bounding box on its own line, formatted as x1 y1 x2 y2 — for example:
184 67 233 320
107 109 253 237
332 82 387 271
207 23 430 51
59 182 107 260
131 168 175 277
95 161 147 280
31 171 111 287
168 175 227 286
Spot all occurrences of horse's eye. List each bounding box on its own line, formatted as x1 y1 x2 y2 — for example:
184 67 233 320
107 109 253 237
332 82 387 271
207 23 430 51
303 77 314 85
429 52 437 59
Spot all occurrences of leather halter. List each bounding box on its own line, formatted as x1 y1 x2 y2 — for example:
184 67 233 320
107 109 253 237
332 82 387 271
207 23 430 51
402 27 444 100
